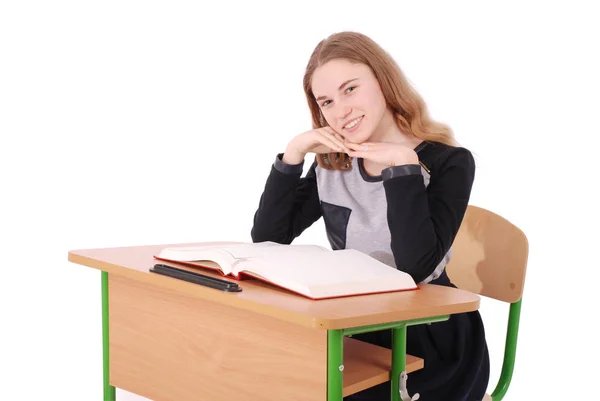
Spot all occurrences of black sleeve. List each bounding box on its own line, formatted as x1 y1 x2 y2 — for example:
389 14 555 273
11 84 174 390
381 147 475 283
250 154 322 244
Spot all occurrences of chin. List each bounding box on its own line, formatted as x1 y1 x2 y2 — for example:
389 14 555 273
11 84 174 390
344 130 372 144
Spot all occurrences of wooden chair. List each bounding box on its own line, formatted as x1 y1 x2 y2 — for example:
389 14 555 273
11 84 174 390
445 205 529 401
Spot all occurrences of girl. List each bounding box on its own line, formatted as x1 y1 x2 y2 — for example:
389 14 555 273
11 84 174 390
251 31 490 401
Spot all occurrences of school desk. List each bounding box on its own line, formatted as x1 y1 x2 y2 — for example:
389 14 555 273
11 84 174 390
68 242 480 401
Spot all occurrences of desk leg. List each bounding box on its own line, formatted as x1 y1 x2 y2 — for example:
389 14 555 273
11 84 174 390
327 329 344 401
391 325 407 401
102 271 116 401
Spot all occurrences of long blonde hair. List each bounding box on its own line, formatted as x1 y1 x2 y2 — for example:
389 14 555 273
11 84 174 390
303 31 456 170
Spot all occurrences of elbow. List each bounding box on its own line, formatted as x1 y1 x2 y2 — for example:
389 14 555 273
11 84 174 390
250 226 292 245
395 260 429 283
250 226 270 243
251 230 269 244
393 252 441 284
250 228 261 243
250 211 277 243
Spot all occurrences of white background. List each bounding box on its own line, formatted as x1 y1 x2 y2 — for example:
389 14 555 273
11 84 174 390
1 1 598 400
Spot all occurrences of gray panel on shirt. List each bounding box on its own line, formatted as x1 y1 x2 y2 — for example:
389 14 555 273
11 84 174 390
315 159 450 284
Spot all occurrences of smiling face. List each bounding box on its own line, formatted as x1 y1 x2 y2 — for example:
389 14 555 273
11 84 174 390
311 59 390 143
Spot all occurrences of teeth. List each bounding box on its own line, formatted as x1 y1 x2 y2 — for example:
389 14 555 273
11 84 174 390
344 116 362 129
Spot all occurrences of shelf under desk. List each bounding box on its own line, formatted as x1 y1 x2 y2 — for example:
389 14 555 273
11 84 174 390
343 337 423 397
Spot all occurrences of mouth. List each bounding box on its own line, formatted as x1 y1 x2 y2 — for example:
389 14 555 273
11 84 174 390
343 115 364 132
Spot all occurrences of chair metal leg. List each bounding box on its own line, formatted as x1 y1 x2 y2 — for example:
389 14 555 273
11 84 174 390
490 298 523 400
102 271 116 401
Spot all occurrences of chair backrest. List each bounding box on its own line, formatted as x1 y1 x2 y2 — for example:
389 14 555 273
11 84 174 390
445 205 529 303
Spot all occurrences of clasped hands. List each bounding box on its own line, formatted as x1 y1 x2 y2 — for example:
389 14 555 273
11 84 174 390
331 130 419 168
284 126 419 168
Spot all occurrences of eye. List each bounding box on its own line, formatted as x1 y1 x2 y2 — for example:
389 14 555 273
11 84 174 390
321 100 331 107
345 86 357 94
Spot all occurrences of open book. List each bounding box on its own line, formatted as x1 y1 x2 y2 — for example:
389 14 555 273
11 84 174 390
154 241 418 299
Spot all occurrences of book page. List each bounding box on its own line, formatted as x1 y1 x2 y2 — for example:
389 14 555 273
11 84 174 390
237 249 417 298
156 246 238 273
218 242 328 259
156 242 329 275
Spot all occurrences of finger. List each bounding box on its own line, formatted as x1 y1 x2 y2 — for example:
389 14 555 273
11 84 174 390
345 141 374 152
318 127 343 143
318 126 342 136
312 128 339 152
347 142 378 157
344 141 361 150
317 126 336 134
330 132 353 152
321 133 346 152
318 128 350 152
333 134 352 153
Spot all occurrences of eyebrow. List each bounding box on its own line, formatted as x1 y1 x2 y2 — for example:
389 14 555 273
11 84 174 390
315 78 358 102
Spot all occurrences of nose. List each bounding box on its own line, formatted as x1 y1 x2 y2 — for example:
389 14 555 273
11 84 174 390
338 105 352 121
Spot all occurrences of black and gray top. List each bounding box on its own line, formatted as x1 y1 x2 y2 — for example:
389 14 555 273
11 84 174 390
250 140 490 400
251 140 472 284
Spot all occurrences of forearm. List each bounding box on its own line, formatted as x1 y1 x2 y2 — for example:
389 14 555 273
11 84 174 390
383 168 439 282
251 154 321 244
382 151 474 282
